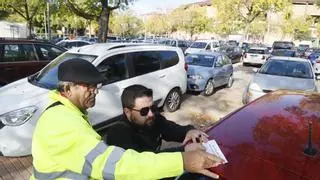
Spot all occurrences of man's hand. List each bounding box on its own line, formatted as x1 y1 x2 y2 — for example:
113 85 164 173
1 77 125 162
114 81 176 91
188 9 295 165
182 151 223 179
184 143 205 152
182 129 208 145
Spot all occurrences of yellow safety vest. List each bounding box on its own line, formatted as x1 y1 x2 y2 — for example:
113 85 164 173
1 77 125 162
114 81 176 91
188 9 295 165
31 90 183 180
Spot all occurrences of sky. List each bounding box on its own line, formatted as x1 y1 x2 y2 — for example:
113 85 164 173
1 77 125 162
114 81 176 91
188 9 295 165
130 0 203 15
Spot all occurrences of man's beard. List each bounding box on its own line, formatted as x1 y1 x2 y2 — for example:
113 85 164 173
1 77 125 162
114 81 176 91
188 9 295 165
130 114 155 132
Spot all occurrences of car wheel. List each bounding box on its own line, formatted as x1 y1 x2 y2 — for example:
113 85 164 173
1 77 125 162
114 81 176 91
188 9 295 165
227 75 233 88
201 79 215 96
164 88 182 112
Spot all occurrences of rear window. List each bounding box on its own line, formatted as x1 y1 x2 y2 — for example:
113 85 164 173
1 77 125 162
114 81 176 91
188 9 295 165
271 50 295 57
272 41 294 50
259 59 313 79
190 42 207 49
29 53 97 89
248 49 266 54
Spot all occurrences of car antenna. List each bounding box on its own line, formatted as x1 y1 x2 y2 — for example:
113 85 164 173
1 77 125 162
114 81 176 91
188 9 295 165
304 121 317 156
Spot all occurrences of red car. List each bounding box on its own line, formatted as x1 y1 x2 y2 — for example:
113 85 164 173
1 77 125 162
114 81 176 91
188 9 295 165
181 90 320 180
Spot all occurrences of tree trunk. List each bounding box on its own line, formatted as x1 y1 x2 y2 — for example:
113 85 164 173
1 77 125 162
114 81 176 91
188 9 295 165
98 8 110 43
27 19 33 39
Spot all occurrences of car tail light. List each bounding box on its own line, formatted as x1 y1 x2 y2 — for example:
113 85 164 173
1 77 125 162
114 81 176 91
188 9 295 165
184 62 188 71
316 59 320 63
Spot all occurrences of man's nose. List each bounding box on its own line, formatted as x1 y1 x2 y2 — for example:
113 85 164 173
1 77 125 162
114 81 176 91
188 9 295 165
147 108 154 117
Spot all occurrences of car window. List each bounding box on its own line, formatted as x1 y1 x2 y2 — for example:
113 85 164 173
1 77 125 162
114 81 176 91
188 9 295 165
259 59 313 79
171 40 177 46
77 41 89 47
190 42 207 49
206 44 211 50
31 53 97 89
0 44 36 62
160 51 179 69
248 49 265 54
178 41 186 47
35 44 65 61
215 56 223 67
97 54 128 84
131 51 161 76
185 54 215 67
222 55 231 65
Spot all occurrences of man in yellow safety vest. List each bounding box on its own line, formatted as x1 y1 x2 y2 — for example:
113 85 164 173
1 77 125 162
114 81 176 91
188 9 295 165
31 58 223 180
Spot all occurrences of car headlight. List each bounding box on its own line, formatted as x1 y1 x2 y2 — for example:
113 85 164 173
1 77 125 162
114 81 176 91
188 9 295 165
249 83 262 92
0 106 37 126
189 74 203 80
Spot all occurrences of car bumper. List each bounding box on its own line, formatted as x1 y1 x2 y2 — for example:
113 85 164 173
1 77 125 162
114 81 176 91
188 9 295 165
0 120 34 157
187 79 207 91
243 58 265 64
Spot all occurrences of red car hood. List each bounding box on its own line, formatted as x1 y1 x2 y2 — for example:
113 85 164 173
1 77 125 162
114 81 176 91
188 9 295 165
206 91 320 180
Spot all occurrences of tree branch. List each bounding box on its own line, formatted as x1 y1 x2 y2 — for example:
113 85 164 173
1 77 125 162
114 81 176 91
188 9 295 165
30 1 42 19
109 1 121 11
65 0 98 20
8 4 27 19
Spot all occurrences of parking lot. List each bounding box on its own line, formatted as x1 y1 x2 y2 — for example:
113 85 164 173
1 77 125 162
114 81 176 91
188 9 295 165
164 63 320 129
1 62 320 180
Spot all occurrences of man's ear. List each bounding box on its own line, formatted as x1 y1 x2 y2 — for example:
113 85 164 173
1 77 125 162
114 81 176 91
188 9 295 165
123 108 131 120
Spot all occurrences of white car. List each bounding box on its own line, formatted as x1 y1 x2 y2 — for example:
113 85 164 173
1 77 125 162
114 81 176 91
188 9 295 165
0 43 187 156
243 56 318 104
313 58 320 79
243 47 269 66
185 40 220 55
56 40 92 49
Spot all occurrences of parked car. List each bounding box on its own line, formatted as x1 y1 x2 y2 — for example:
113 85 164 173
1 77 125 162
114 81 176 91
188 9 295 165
0 43 187 156
185 40 220 55
56 40 92 49
218 45 242 63
185 52 233 96
270 49 296 57
308 52 320 79
272 41 295 50
180 90 320 180
158 39 189 53
242 56 317 104
0 39 67 86
243 47 270 66
304 48 320 58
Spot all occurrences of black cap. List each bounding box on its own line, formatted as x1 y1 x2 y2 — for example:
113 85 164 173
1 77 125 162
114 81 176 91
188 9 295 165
58 58 105 84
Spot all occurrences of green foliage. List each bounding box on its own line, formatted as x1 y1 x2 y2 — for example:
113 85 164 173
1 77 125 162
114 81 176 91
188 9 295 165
248 20 267 39
177 6 211 38
212 0 290 37
281 16 312 40
110 11 142 38
145 13 171 36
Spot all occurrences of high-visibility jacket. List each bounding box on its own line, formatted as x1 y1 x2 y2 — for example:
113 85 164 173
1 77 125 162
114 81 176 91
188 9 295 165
31 90 183 180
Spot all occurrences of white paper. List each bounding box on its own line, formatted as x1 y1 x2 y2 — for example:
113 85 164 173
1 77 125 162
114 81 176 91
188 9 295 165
203 139 228 164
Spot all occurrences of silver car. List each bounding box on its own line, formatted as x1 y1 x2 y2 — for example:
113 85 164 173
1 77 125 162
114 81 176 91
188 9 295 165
243 56 318 104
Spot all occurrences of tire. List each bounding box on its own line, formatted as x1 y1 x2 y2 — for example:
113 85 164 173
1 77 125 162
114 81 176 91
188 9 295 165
201 79 215 96
163 88 182 112
226 75 233 88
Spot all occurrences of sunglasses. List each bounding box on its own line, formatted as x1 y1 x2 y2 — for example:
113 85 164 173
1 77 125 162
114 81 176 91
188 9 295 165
130 105 158 116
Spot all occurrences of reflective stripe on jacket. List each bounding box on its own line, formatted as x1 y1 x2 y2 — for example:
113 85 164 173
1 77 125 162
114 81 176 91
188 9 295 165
31 90 183 180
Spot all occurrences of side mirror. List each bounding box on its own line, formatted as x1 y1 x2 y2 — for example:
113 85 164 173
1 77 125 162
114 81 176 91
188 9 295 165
253 68 259 73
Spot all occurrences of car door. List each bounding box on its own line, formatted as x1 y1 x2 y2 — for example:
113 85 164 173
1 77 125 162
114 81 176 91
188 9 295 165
213 55 225 86
91 53 130 125
222 55 233 84
0 43 39 84
126 50 163 103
